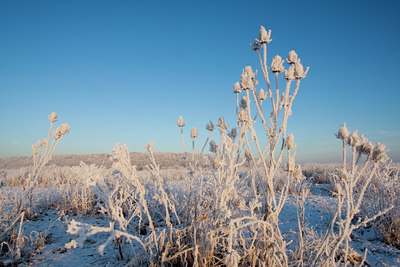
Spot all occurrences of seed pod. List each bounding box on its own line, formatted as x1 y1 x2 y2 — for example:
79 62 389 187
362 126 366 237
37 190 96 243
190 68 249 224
190 127 198 139
48 112 58 123
287 50 298 64
177 116 185 127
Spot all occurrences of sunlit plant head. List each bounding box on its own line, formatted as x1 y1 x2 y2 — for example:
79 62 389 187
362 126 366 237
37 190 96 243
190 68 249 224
190 127 198 139
271 55 285 73
177 116 185 128
48 112 58 123
335 122 350 140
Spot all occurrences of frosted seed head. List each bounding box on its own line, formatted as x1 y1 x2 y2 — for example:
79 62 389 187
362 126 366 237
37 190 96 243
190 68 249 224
240 95 248 109
245 149 252 161
372 142 389 163
209 140 219 153
259 26 272 44
144 141 155 152
284 65 295 81
258 89 266 101
213 157 220 168
233 82 242 94
190 127 198 139
177 116 185 127
286 157 295 173
251 39 261 51
228 127 237 139
335 123 350 140
294 165 304 180
347 131 360 147
206 120 214 132
285 134 296 150
36 139 43 148
48 112 58 123
294 59 309 79
240 66 257 90
238 109 247 122
271 55 285 73
53 123 70 139
287 50 298 64
31 144 38 155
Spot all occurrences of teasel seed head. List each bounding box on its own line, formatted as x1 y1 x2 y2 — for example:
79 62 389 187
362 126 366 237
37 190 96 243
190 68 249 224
335 123 350 140
287 50 298 64
48 112 58 123
240 95 248 109
294 59 309 79
284 65 295 81
31 144 39 155
233 82 242 94
238 109 247 123
177 116 185 127
245 149 252 161
372 142 389 163
206 120 214 132
36 139 43 148
258 89 267 101
347 131 360 147
209 140 219 153
144 141 155 152
271 55 285 73
285 134 296 150
259 26 272 44
250 39 261 51
228 127 238 139
53 123 70 139
190 127 198 139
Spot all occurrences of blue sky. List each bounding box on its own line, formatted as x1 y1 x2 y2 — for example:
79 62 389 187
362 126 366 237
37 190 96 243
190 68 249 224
0 0 399 163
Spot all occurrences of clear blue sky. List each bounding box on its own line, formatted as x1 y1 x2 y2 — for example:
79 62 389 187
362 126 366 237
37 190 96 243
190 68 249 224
1 0 399 163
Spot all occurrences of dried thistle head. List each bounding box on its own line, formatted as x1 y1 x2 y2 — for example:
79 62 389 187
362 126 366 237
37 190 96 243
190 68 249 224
177 116 185 127
335 123 350 140
259 26 272 44
228 127 237 139
238 109 247 123
347 131 360 147
190 127 198 139
48 112 58 123
294 59 309 79
144 141 155 152
284 65 295 81
240 95 248 109
245 149 252 161
53 123 70 139
36 139 43 148
216 116 228 133
240 66 257 90
251 39 261 51
31 144 39 155
285 134 296 150
356 135 374 155
372 142 389 163
206 120 214 132
258 89 267 101
209 140 219 153
271 55 285 73
287 50 298 64
233 82 242 94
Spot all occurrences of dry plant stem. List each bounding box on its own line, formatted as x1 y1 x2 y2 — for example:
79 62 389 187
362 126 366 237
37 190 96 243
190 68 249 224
342 139 347 171
200 131 211 155
180 127 186 153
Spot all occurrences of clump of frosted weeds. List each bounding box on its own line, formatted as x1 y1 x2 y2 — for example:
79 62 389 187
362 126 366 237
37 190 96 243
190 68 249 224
1 112 69 264
310 123 393 266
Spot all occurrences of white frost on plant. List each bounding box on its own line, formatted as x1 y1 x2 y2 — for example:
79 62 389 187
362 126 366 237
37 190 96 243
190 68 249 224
271 55 285 73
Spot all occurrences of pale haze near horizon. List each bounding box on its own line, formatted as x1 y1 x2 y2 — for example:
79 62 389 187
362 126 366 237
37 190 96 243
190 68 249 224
0 0 399 163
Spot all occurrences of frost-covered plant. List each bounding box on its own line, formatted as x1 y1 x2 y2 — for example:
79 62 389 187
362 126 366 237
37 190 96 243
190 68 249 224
311 124 393 266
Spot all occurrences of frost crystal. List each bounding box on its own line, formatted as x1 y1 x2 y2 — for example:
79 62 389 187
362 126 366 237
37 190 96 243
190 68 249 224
285 134 296 150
